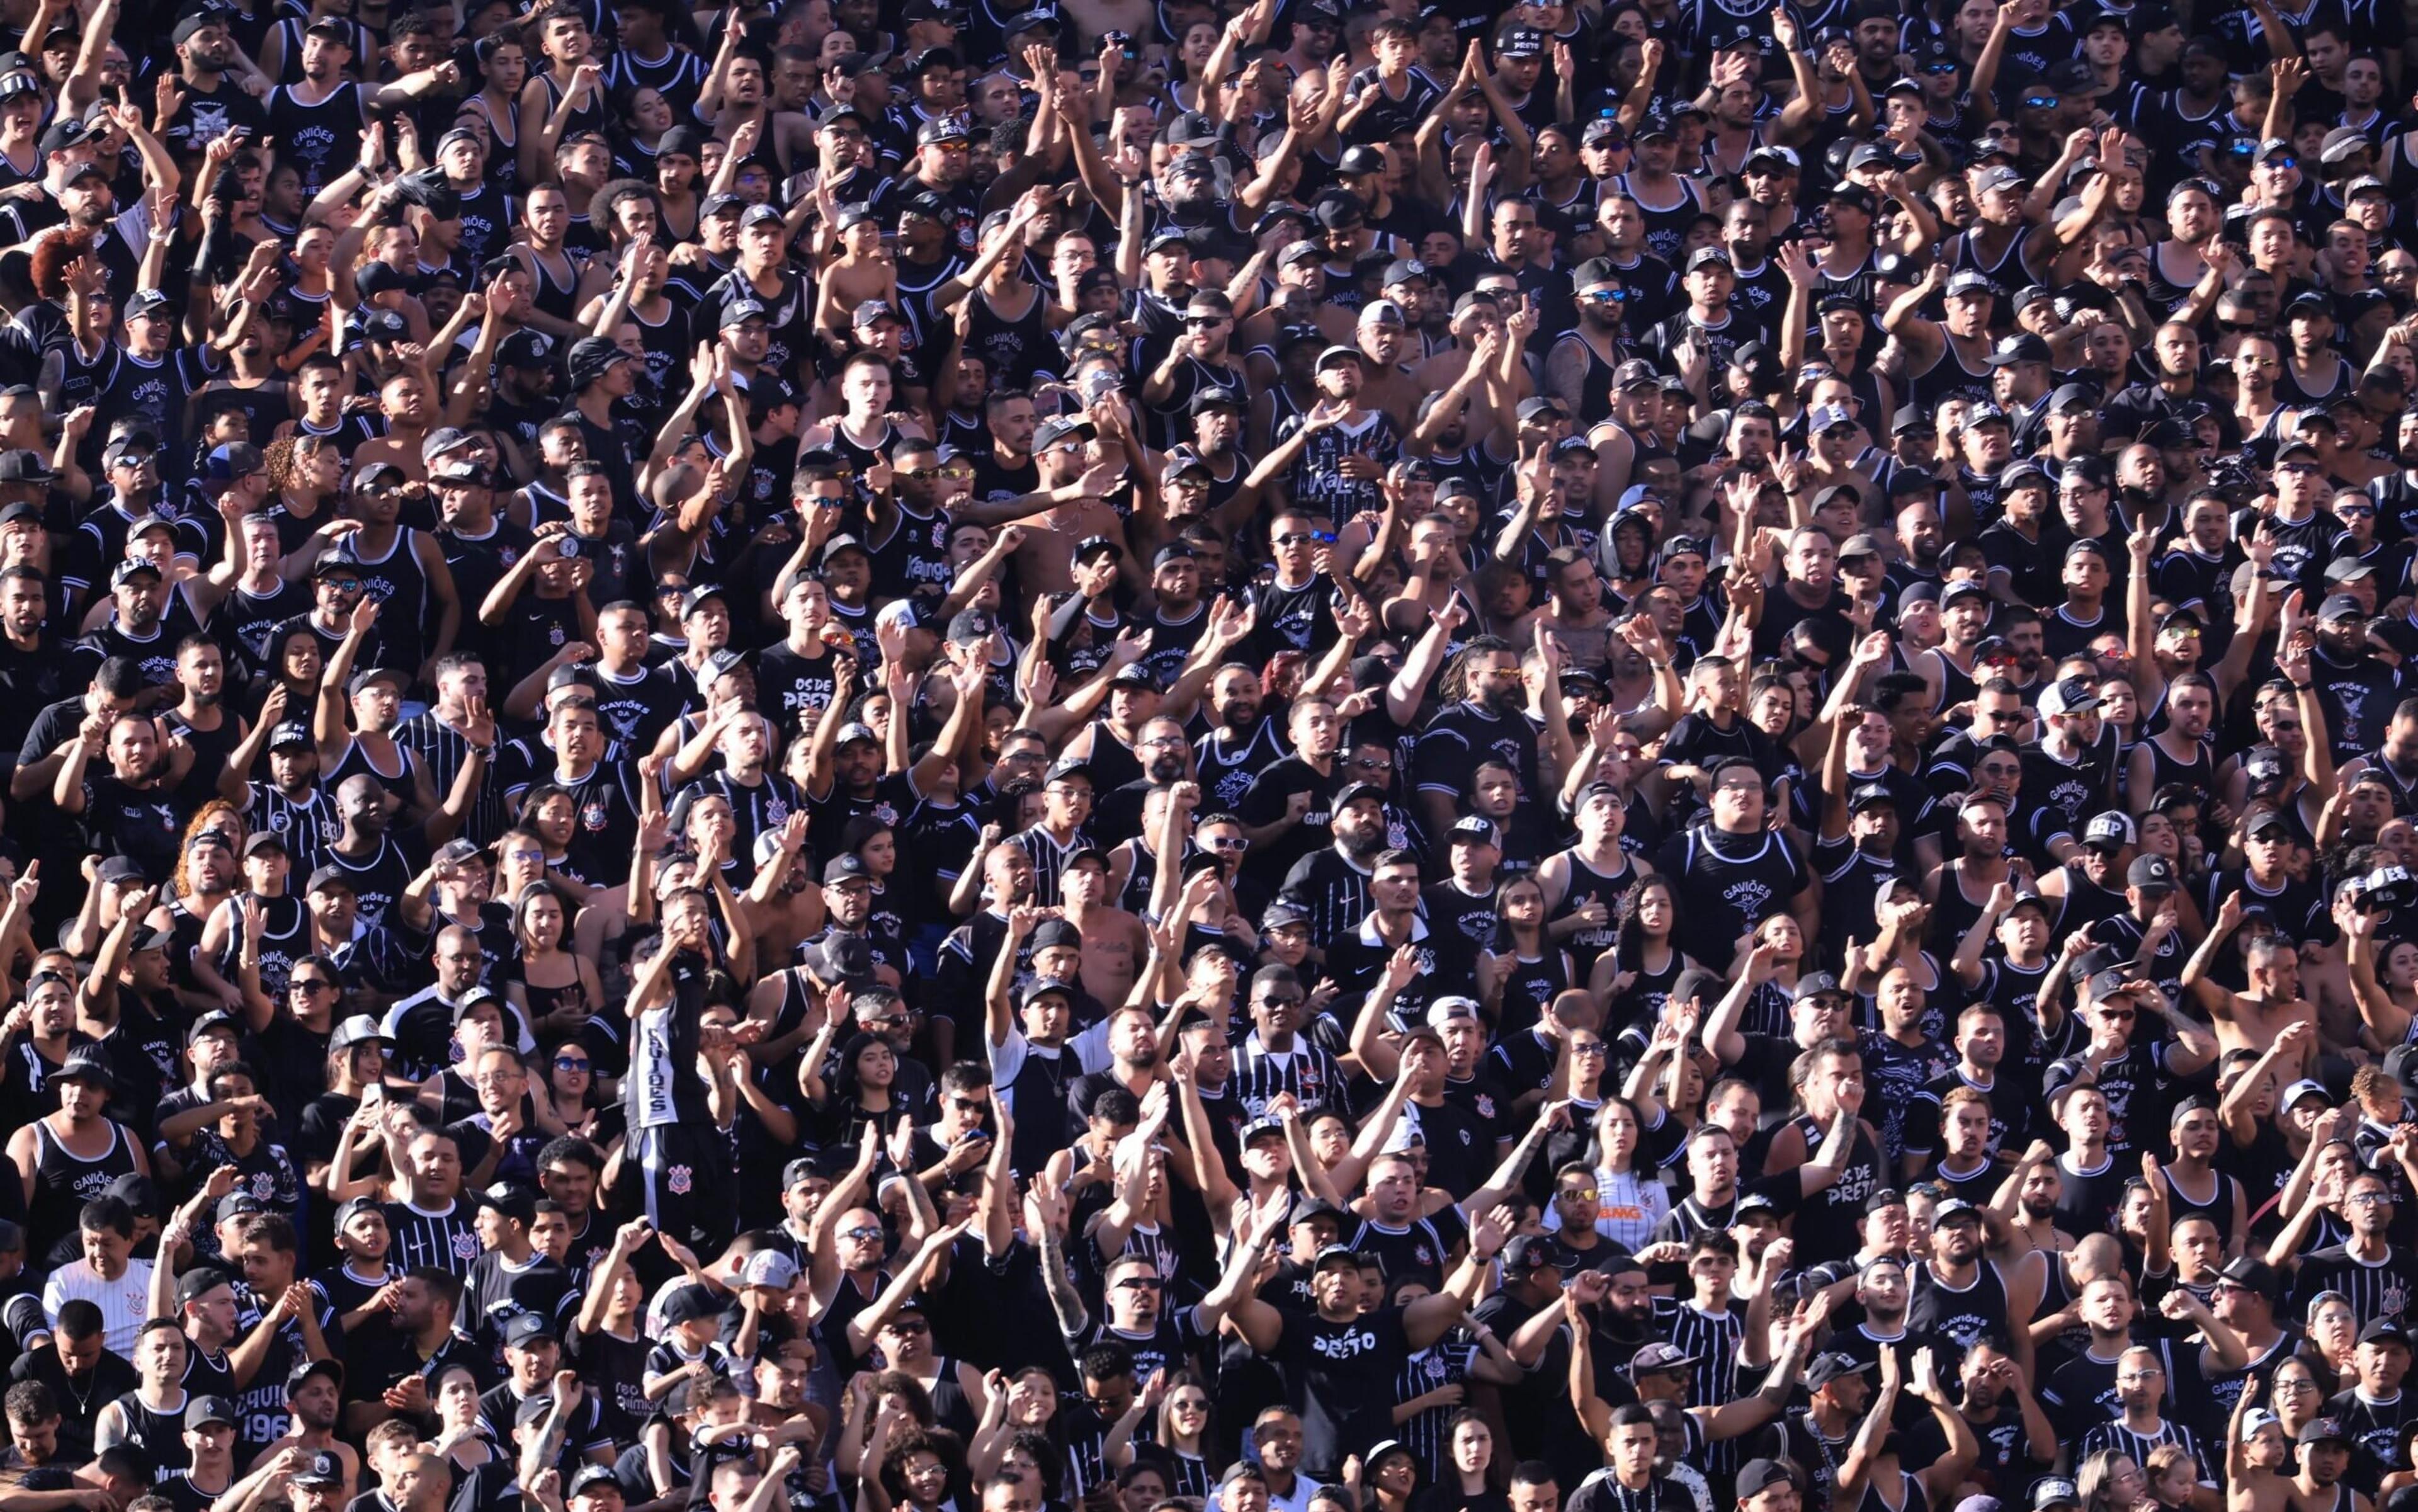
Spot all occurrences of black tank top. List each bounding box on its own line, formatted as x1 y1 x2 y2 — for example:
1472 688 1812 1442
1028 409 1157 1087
1927 860 1997 959
963 285 1059 390
2143 733 2212 795
523 244 583 324
536 71 608 144
2047 860 2126 940
28 1120 139 1265
325 739 424 817
1548 848 1632 978
1908 1258 2007 1352
348 528 433 671
1905 336 1995 416
1497 950 1570 1037
108 1390 193 1479
2158 1166 2240 1251
1932 648 1979 715
827 418 894 482
1550 333 1619 426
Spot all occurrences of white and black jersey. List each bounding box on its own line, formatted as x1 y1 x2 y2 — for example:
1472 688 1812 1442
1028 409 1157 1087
1275 847 1375 950
2291 1244 2413 1326
1652 1296 1745 1406
2078 1417 2208 1472
242 780 336 877
396 712 505 848
1230 1035 1349 1120
1013 824 1094 908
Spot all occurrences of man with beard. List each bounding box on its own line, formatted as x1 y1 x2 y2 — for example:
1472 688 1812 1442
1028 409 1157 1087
1409 637 1543 855
1935 1336 2057 1502
1091 715 1195 849
160 637 244 816
1278 782 1387 953
1141 291 1249 449
55 713 186 882
1639 248 1744 377
1195 664 1288 812
1127 543 1215 690
1909 1199 2033 1372
1754 526 1851 659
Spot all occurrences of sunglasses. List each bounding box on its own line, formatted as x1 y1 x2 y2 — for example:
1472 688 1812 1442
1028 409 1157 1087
554 1055 589 1071
323 577 363 593
841 1225 884 1241
2264 156 2298 171
2020 93 2057 108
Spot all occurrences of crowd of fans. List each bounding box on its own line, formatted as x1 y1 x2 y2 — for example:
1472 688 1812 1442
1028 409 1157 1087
0 4 2413 1512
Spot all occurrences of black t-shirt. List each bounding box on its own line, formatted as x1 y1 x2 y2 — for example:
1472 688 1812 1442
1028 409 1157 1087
1272 1304 1414 1477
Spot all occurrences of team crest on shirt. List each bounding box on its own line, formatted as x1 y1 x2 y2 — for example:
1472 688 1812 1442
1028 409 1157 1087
550 625 567 646
270 809 289 831
1475 1094 1496 1119
668 1165 693 1195
874 802 898 825
250 1173 275 1200
451 1231 481 1261
766 797 789 826
583 800 610 831
1422 1353 1446 1381
1414 1242 1434 1266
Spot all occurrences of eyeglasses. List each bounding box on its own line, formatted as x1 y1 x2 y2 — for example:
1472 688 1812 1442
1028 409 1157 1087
1206 836 1247 850
506 848 543 863
2350 1192 2394 1207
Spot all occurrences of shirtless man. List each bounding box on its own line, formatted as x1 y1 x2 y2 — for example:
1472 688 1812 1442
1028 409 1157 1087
2179 894 2321 1074
1059 848 1150 1008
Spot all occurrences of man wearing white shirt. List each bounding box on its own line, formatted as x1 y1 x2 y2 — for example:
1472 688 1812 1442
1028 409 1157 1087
38 1199 151 1357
